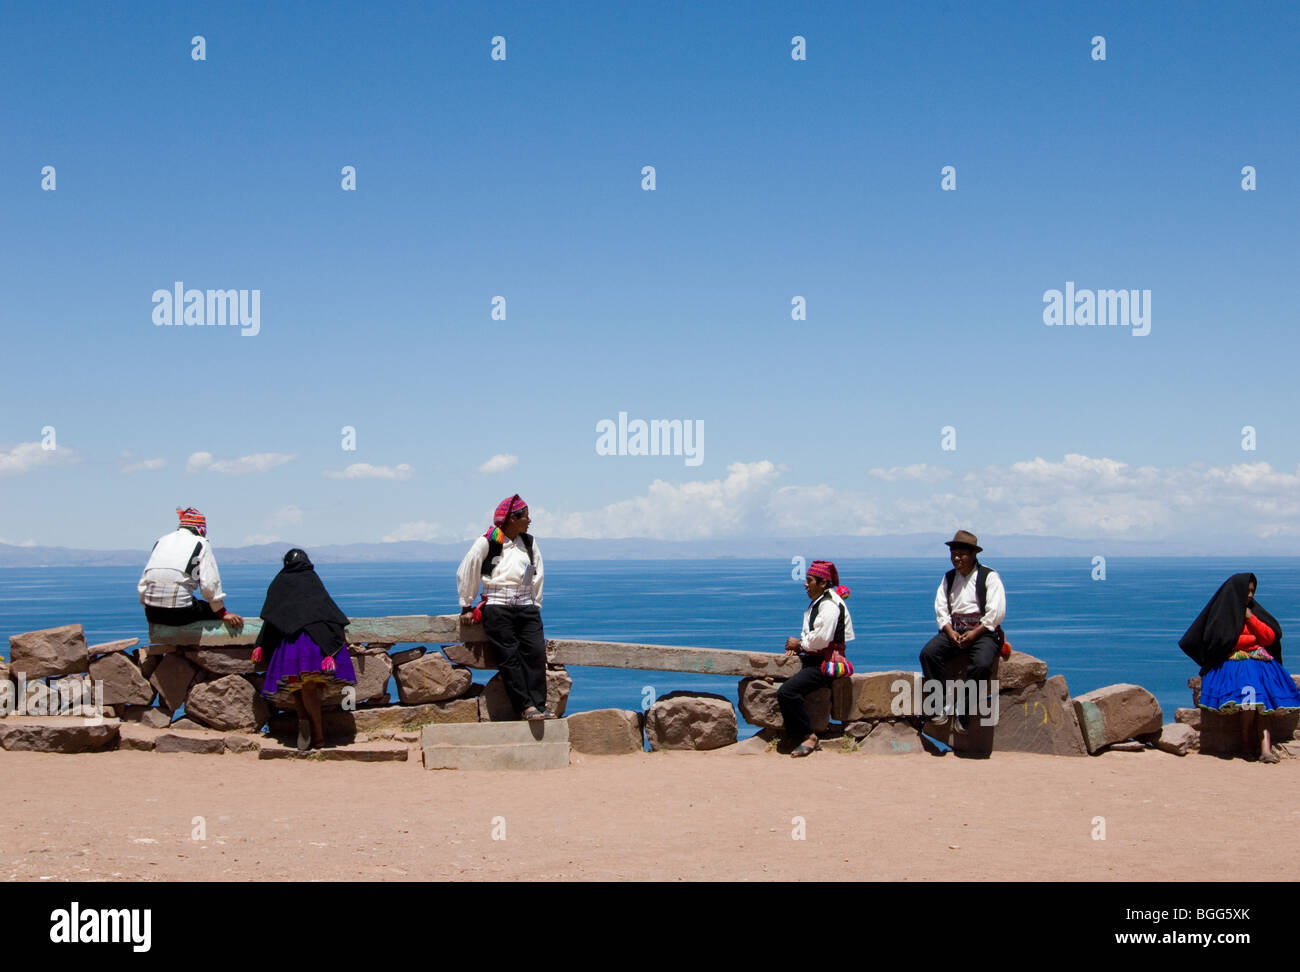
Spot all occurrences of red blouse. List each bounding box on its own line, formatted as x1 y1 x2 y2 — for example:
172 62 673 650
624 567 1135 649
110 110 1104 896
1236 614 1276 651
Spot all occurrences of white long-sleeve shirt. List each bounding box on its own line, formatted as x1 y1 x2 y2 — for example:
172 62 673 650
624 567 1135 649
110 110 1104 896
934 566 1005 632
800 590 855 654
456 534 544 608
137 528 226 610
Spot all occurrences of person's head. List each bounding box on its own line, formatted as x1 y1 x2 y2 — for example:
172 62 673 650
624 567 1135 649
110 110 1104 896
493 494 531 540
1245 573 1257 602
177 507 207 537
805 560 838 600
945 530 982 575
282 548 313 572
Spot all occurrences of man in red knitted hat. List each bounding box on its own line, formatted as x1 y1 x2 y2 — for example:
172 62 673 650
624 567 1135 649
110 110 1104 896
455 494 550 720
138 507 244 630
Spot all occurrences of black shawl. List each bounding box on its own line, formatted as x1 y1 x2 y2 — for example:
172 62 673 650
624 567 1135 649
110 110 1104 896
254 549 349 657
1178 572 1283 675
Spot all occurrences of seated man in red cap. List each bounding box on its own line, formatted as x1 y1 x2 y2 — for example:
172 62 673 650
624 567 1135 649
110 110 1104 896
778 560 854 757
138 507 243 629
919 530 1005 730
456 494 551 720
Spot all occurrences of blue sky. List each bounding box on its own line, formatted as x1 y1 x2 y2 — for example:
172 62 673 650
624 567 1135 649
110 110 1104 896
2 0 1298 549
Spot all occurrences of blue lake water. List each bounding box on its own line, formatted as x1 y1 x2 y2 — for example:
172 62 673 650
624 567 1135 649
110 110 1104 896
2 558 1297 732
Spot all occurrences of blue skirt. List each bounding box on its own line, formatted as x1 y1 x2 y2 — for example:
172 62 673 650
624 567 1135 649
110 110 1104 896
1199 658 1300 713
261 630 357 697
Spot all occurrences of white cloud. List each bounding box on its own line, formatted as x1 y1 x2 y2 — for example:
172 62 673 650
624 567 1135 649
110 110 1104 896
382 521 443 542
867 463 952 483
324 462 414 481
0 537 38 547
535 455 1300 542
478 454 518 474
241 533 283 547
269 505 303 527
120 456 167 474
187 451 296 475
0 442 77 477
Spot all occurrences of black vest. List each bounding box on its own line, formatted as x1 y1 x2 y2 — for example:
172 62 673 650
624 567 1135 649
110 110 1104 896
808 593 847 644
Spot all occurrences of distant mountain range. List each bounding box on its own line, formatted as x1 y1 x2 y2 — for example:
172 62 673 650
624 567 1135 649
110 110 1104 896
0 533 1292 567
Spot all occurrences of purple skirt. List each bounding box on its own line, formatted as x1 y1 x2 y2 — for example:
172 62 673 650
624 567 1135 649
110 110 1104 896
261 630 357 697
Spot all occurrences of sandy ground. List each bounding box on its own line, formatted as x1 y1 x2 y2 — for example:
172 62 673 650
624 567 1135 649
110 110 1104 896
3 746 1297 882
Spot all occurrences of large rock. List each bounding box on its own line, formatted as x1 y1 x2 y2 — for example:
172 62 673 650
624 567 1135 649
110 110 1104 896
1188 676 1202 706
389 646 426 667
566 709 643 754
332 650 392 706
831 671 920 721
394 652 474 705
478 669 571 721
1155 723 1198 756
738 677 830 732
184 675 269 732
644 692 737 751
1175 707 1201 729
183 646 258 675
88 652 155 707
1072 683 1163 754
995 651 1049 692
0 657 10 685
267 698 479 744
119 706 173 729
149 653 197 713
853 720 923 755
8 624 89 678
0 717 118 753
992 675 1088 756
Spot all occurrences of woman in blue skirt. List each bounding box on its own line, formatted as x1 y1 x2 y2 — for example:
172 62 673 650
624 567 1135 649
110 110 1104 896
255 549 357 750
1180 573 1300 763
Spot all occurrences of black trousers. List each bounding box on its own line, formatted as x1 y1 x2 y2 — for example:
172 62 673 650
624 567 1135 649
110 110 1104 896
144 600 224 626
482 604 548 713
919 631 1000 710
777 656 834 740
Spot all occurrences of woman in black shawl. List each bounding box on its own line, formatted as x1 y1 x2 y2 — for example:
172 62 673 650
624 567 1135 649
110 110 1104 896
1180 573 1299 763
254 549 357 750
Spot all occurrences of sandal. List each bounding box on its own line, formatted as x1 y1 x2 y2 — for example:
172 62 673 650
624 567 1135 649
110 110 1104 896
522 707 546 722
790 740 820 758
1260 751 1279 764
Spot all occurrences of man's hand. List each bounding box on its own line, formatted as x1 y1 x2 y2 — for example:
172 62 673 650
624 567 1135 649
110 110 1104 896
785 636 802 654
221 612 244 630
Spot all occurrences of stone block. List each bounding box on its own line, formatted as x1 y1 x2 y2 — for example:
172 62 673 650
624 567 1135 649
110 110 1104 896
831 671 920 721
389 646 426 667
149 653 197 713
992 675 1088 756
564 709 643 754
117 724 160 751
8 624 89 679
421 741 569 771
259 740 409 761
154 731 227 754
995 651 1049 692
88 652 155 707
183 646 259 675
1071 683 1163 755
644 692 737 751
0 717 118 753
1175 708 1201 729
478 669 571 721
394 652 474 705
185 674 269 732
266 698 479 744
738 677 829 732
224 734 260 753
853 720 923 756
1154 722 1197 756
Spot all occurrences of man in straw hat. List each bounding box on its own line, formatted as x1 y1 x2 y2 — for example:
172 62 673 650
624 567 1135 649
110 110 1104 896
138 507 244 629
918 530 1005 730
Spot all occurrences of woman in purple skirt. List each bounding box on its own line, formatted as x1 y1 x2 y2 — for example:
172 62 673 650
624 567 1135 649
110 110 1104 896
254 548 356 750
